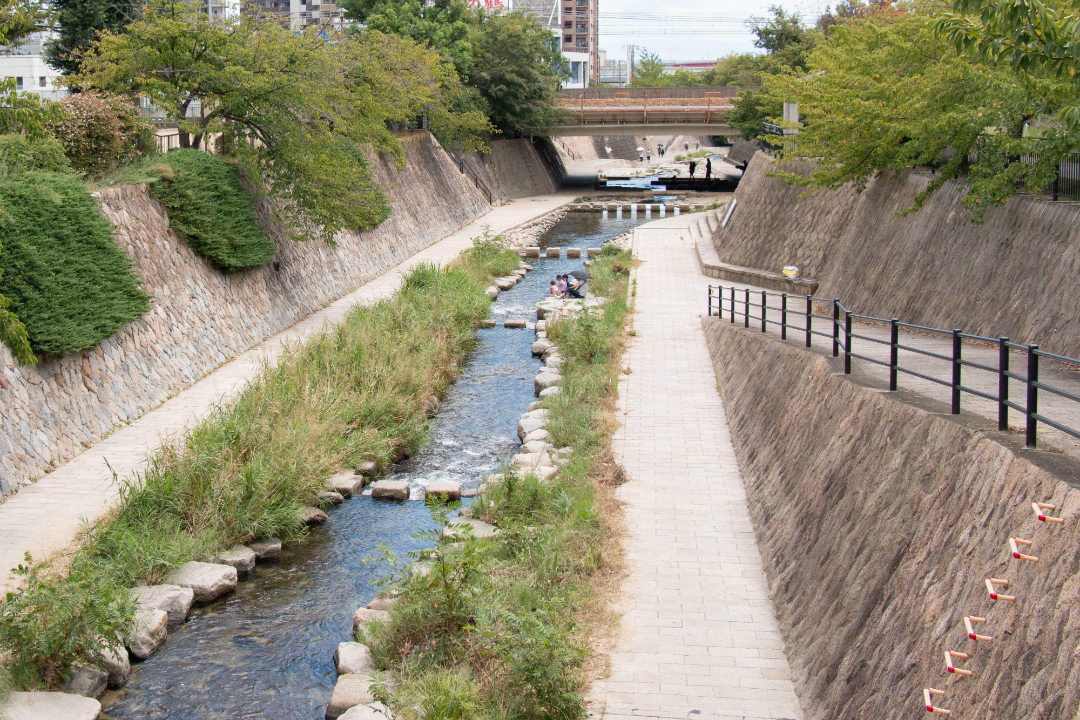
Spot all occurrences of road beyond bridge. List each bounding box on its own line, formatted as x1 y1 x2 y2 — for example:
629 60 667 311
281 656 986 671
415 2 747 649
543 87 748 136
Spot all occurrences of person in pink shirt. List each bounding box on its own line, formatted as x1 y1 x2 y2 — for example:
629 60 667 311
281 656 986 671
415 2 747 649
557 275 568 297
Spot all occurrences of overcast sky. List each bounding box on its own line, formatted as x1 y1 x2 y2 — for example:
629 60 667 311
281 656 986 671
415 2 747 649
597 0 827 62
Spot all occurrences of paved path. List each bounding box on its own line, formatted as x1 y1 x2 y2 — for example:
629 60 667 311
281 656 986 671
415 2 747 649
0 193 573 593
597 216 803 720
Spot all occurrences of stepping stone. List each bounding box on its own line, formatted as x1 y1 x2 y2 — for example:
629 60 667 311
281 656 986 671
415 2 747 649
215 544 256 574
539 386 561 398
329 470 364 497
495 277 515 290
299 506 329 526
125 607 168 659
511 269 527 277
524 247 540 257
326 674 375 719
566 248 582 258
485 286 499 300
335 642 375 675
248 537 282 561
534 372 561 396
531 338 553 356
339 703 391 720
521 263 533 271
3 692 101 720
545 248 560 258
132 584 194 627
425 481 462 501
60 663 107 699
587 247 601 258
441 516 499 540
352 607 391 632
370 480 410 501
358 461 379 477
318 491 345 508
97 643 130 688
478 319 495 328
504 320 526 329
461 487 478 498
165 561 238 603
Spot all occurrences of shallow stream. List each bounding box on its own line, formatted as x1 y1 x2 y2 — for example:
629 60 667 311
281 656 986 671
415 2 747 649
104 212 643 719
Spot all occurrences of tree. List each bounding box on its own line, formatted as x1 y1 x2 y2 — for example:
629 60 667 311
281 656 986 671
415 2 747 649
43 0 136 75
0 0 49 47
465 10 566 135
762 5 1069 216
72 0 489 241
629 49 666 86
340 0 474 77
703 53 768 87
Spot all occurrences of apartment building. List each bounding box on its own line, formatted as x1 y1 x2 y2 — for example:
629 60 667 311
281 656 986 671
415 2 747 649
0 32 68 101
559 0 597 86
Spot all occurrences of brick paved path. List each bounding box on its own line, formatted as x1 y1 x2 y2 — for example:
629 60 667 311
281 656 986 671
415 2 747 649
0 194 572 594
597 217 803 720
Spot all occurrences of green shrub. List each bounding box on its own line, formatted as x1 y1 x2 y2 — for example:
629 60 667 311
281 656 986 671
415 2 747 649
0 134 71 175
0 556 135 690
0 172 151 358
148 150 274 272
48 93 154 175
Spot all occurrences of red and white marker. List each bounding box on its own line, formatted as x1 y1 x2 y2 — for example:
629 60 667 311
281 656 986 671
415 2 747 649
944 650 972 677
985 577 1016 601
1033 501 1064 523
924 688 950 714
1010 537 1039 562
965 615 993 642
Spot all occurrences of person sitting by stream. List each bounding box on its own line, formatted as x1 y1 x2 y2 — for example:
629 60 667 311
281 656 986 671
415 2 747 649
566 276 585 299
556 275 568 297
548 280 560 297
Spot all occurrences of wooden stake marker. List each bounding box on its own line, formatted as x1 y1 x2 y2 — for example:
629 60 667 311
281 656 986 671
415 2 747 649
1033 501 1064 523
1010 537 1038 562
944 650 972 677
965 615 993 642
924 688 950 714
985 578 1015 601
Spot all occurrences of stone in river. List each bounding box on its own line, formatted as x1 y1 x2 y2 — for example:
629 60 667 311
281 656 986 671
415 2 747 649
165 561 238 603
534 371 561 396
132 584 194 627
366 595 397 611
495 277 515 290
3 692 101 720
539 386 561 398
517 416 546 441
504 320 526 329
531 338 553 356
358 460 379 477
60 663 107 699
248 537 282 561
124 607 168 660
523 428 550 443
97 642 130 688
326 674 375 719
299 506 329 526
485 286 499 300
339 703 392 720
566 247 582 258
370 480 410 501
441 516 499 540
521 440 551 455
461 487 478 498
478 319 496 328
318 491 346 507
335 642 375 675
425 481 462 501
353 608 391 633
330 470 364 497
215 544 256 574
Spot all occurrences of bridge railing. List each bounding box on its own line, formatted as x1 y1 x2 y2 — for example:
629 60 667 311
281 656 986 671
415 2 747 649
707 284 1080 449
558 86 758 99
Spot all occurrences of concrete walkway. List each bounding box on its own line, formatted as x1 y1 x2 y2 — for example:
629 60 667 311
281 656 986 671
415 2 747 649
0 193 573 593
597 216 803 720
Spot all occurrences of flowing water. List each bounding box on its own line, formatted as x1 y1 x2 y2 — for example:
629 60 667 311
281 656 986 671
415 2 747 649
104 211 643 720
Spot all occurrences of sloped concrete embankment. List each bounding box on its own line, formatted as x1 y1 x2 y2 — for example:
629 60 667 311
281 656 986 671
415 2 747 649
451 138 563 203
715 153 1080 356
704 318 1080 720
0 132 491 495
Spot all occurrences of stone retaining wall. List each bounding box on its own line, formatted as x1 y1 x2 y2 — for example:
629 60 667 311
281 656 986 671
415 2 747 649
0 132 491 496
716 153 1080 356
704 318 1080 720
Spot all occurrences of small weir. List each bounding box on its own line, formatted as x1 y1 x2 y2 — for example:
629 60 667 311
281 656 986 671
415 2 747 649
104 211 645 719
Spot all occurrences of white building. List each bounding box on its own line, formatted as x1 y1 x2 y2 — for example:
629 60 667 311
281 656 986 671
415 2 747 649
0 32 68 102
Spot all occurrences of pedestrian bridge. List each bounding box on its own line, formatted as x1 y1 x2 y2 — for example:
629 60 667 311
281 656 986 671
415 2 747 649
543 87 750 136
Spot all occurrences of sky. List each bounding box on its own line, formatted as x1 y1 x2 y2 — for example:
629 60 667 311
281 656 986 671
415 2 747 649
597 0 827 63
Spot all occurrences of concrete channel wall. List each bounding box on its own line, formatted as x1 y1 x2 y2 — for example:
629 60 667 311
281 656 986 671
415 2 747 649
704 318 1080 720
715 153 1080 357
0 131 500 496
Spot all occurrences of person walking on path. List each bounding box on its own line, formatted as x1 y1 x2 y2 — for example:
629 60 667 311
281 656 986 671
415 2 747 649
684 140 689 152
705 157 712 180
688 160 697 179
657 143 663 158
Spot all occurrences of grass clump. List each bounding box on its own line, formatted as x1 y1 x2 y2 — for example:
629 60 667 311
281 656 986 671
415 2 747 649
0 171 151 360
361 247 633 720
0 134 72 176
147 149 274 272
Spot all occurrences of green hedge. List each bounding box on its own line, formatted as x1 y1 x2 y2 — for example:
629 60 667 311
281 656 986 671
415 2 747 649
149 150 274 272
0 134 72 175
0 172 150 358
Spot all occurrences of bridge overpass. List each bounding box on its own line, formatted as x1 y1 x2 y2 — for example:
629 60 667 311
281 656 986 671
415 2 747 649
543 87 749 136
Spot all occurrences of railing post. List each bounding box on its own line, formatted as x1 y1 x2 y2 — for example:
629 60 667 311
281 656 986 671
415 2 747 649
844 312 852 374
781 293 788 340
761 291 767 332
951 329 962 414
1026 345 1039 447
744 289 750 328
998 337 1009 431
832 300 840 357
730 286 735 324
889 319 899 391
707 286 713 317
805 295 812 348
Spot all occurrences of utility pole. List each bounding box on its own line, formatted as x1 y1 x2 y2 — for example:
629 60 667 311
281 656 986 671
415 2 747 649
627 45 636 86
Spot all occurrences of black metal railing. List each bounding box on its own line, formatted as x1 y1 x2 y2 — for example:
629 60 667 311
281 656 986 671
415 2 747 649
456 158 493 204
707 284 1080 449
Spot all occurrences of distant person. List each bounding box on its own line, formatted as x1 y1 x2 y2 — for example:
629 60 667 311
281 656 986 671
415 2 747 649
688 160 697 178
705 158 712 180
638 149 644 162
684 140 689 152
646 149 651 162
657 143 663 158
605 146 612 155
695 139 700 150
567 277 585 298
